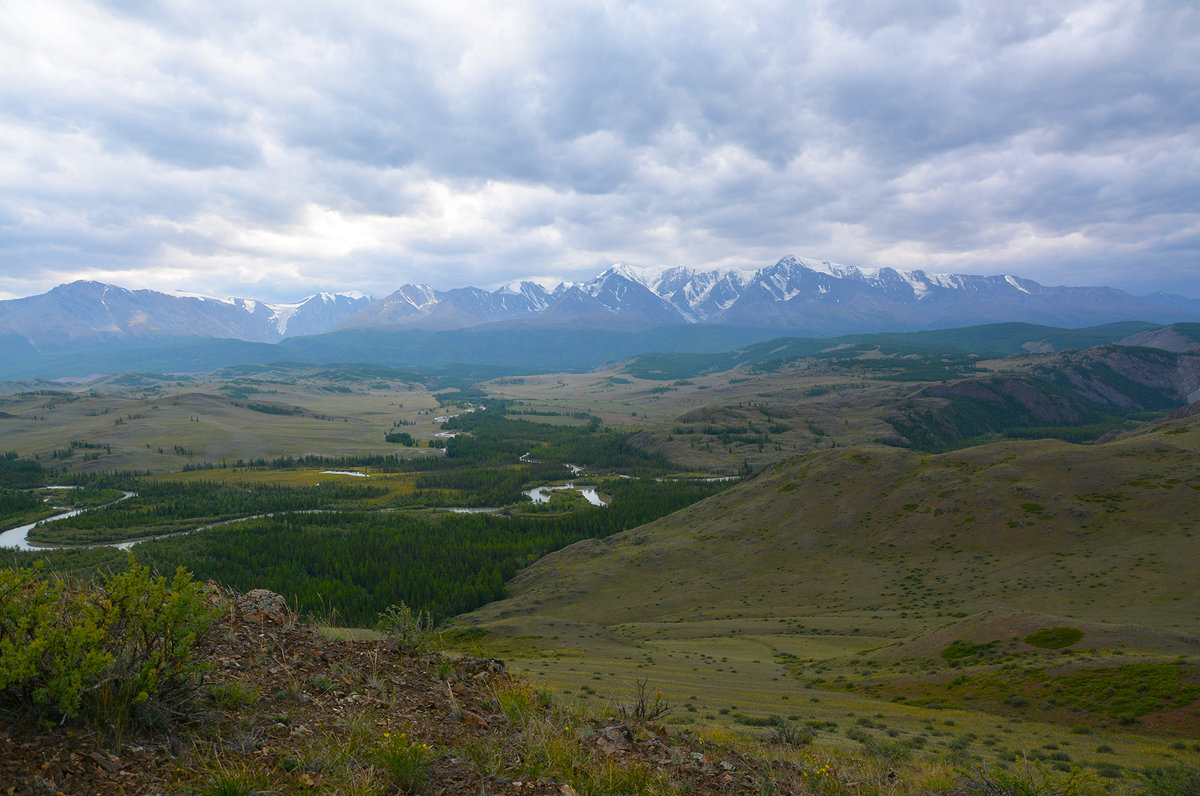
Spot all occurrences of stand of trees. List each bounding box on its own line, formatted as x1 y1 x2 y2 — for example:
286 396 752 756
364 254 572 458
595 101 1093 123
0 454 46 489
442 406 674 475
0 489 40 526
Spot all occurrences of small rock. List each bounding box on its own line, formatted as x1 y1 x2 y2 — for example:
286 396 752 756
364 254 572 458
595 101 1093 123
236 589 289 624
600 725 633 745
597 738 623 756
460 710 489 728
86 751 119 772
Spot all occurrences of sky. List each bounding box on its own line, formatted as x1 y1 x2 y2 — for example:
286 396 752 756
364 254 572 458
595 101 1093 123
1 0 1197 303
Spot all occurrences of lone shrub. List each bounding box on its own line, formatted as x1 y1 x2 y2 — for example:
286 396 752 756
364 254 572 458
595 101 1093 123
377 602 436 652
768 716 814 747
618 677 672 723
0 561 217 729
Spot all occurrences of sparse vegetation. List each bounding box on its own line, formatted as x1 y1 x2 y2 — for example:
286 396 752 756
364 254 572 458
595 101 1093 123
1053 663 1199 719
618 677 673 723
375 730 434 794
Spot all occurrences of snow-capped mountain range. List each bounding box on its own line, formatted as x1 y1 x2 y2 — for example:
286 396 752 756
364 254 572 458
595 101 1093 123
0 281 372 348
341 255 1199 333
3 256 1199 350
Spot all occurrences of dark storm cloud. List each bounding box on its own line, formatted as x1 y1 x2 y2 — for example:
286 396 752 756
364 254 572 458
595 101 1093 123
0 0 1197 302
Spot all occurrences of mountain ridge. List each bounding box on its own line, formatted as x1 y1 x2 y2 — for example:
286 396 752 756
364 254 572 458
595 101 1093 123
6 256 1200 352
0 281 372 348
338 255 1200 333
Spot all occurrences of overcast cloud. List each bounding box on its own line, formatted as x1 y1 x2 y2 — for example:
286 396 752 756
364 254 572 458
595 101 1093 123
1 0 1197 301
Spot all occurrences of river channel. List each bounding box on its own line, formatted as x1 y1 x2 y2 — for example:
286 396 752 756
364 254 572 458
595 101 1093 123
0 491 138 551
523 483 606 506
0 464 698 550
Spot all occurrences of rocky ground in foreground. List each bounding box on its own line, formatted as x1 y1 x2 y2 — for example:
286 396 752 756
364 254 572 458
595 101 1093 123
8 587 1192 795
0 588 795 796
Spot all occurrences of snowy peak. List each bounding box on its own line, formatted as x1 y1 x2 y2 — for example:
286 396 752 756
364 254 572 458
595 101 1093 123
600 263 681 292
761 255 990 299
778 255 867 280
497 280 555 309
159 286 374 336
267 292 374 337
597 263 760 321
496 282 554 312
393 284 439 310
576 269 686 323
338 269 692 331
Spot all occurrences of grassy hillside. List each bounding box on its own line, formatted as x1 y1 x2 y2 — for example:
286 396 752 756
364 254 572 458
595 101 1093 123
454 414 1200 773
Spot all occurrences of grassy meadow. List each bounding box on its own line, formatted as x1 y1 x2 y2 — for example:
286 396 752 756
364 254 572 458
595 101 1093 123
0 366 449 473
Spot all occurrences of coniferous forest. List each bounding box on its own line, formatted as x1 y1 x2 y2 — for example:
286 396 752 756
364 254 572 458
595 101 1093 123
132 477 726 624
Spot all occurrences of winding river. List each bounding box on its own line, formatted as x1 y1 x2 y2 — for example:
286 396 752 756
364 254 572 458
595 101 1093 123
0 491 138 551
1 460 726 550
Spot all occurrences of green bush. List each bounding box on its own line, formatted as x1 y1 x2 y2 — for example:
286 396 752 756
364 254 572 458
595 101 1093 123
377 602 436 652
0 562 217 728
1024 627 1083 649
768 717 814 747
0 565 109 718
1139 765 1200 796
